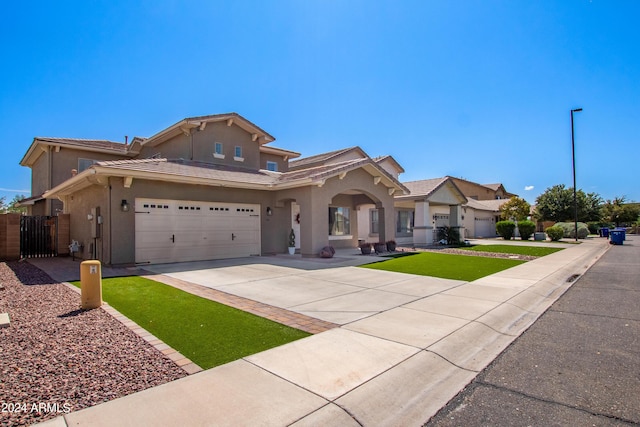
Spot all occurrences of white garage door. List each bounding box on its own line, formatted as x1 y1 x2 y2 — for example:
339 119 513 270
135 198 261 264
474 217 495 238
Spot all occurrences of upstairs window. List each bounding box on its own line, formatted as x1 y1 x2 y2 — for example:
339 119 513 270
78 158 97 173
266 161 278 171
234 146 244 162
213 142 225 159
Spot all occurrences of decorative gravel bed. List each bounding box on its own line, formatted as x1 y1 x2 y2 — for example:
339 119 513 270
0 261 187 427
398 247 538 261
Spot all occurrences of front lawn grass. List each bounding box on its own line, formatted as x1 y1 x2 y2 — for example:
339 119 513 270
361 252 525 281
459 244 564 257
71 276 310 369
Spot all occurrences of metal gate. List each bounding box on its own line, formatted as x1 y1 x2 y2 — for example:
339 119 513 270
20 215 58 258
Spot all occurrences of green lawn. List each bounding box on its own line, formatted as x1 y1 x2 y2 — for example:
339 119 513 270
361 252 525 281
71 276 310 369
459 244 564 257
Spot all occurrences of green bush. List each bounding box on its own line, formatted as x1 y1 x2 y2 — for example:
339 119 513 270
496 220 516 240
554 222 589 239
587 222 599 235
517 220 536 240
546 226 565 241
437 226 461 245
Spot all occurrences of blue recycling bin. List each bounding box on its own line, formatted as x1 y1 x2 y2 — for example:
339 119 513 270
601 227 609 238
609 230 624 245
614 227 626 241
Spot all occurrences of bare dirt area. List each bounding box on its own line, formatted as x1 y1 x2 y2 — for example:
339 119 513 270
0 261 186 427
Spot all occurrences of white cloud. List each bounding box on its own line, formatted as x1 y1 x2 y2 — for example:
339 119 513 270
524 185 534 191
0 188 30 193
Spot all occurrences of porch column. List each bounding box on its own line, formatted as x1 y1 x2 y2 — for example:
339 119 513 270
449 204 465 240
413 201 432 246
299 190 329 257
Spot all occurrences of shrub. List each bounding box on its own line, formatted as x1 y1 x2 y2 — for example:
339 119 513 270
496 220 516 240
554 222 589 239
586 222 599 235
437 226 460 245
517 220 536 240
546 226 564 241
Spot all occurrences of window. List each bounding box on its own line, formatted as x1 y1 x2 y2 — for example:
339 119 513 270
396 210 414 235
78 158 97 173
234 146 244 162
370 209 379 234
213 142 225 159
266 161 278 171
329 207 350 236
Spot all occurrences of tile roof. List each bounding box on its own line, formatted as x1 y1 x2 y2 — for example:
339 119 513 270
400 177 450 198
465 198 508 211
95 159 276 186
288 147 363 170
34 137 129 153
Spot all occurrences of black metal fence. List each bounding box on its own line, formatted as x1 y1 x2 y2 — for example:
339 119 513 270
20 215 58 258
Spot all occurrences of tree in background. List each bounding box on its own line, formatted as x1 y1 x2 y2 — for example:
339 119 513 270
534 184 602 222
601 196 640 227
499 196 531 221
0 195 27 214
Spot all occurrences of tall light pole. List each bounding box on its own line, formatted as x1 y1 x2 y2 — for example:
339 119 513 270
571 108 582 242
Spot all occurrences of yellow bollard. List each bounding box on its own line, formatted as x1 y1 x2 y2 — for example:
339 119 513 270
80 260 102 309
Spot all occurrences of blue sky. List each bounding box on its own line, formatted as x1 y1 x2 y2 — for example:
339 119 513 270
1 0 638 205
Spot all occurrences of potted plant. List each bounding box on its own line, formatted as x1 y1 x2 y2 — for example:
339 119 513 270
288 229 296 255
374 242 386 253
359 242 372 255
386 240 396 251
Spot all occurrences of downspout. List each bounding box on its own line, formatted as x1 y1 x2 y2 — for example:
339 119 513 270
48 146 53 216
190 128 194 161
108 178 112 266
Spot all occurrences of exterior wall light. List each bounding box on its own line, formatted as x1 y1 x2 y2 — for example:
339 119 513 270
121 199 130 212
266 207 273 216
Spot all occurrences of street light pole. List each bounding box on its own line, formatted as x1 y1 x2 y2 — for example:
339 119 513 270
571 108 582 242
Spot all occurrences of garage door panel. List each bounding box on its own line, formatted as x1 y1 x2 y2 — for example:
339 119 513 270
135 198 261 264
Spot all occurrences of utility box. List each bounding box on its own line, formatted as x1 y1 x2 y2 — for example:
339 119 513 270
80 260 102 309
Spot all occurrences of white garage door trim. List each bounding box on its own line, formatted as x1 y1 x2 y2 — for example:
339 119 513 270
135 198 261 264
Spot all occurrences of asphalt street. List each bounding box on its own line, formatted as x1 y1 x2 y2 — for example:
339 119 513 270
427 235 640 426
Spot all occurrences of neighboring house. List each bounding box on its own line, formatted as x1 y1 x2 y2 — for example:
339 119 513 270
20 113 408 265
449 177 517 238
449 177 516 201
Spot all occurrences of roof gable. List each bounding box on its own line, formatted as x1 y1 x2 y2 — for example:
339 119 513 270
288 146 368 170
20 137 132 166
140 113 276 148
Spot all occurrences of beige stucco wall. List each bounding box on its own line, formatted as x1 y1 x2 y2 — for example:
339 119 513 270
136 121 287 172
99 177 291 265
450 178 497 201
275 168 397 257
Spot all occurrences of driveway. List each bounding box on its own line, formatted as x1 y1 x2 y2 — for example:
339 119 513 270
144 250 466 325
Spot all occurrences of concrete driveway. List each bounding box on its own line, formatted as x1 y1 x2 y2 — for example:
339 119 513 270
143 251 466 325
41 240 610 426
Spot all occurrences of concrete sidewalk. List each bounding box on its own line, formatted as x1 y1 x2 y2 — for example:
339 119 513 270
38 238 609 427
427 234 640 426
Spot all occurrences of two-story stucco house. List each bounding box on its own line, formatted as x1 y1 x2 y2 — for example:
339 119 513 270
20 113 409 265
18 113 517 265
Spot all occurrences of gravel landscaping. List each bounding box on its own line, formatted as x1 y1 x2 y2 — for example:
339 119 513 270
399 247 538 261
0 261 187 427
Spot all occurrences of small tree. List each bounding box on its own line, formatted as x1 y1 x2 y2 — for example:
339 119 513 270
496 220 516 240
500 196 531 221
517 220 536 240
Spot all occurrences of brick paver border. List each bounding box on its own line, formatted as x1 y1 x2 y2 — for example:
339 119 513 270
141 273 339 334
